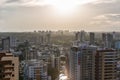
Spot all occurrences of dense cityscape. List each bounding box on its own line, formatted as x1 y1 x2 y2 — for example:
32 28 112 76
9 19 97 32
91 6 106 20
0 30 120 80
0 0 120 80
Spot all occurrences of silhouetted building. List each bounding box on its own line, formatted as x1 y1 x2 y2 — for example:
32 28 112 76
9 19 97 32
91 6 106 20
75 32 80 41
107 33 113 48
46 32 51 44
90 32 95 45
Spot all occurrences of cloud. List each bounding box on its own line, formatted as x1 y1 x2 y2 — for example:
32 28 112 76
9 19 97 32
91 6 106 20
94 0 118 4
0 0 41 7
0 0 101 7
0 0 120 31
6 0 20 3
0 0 5 6
89 14 120 30
0 0 118 7
93 14 120 21
105 14 120 21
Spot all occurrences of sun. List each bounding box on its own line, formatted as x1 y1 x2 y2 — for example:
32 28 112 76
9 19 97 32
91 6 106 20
43 0 96 15
36 0 97 15
48 0 79 15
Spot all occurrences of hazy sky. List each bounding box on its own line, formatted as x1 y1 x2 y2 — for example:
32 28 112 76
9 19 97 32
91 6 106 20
0 0 120 32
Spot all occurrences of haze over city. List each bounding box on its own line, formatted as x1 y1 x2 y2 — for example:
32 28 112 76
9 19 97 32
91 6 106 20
0 0 120 32
1 1 120 80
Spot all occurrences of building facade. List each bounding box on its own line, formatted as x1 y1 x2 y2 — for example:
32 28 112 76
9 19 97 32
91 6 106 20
69 45 97 80
24 60 48 80
0 52 19 80
95 49 117 80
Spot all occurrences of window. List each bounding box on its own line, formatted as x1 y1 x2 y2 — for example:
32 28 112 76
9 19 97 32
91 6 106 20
12 64 14 66
3 75 5 77
12 74 14 77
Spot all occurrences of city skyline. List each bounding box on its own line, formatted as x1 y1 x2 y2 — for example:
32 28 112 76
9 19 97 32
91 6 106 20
0 29 120 80
0 0 120 32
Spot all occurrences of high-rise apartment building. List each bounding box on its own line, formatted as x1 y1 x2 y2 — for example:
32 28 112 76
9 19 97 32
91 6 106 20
69 44 97 80
0 52 19 80
79 46 97 80
95 49 117 80
70 45 117 80
69 46 80 80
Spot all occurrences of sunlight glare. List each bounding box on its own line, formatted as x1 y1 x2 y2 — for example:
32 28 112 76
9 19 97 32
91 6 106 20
44 0 96 15
36 0 97 15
